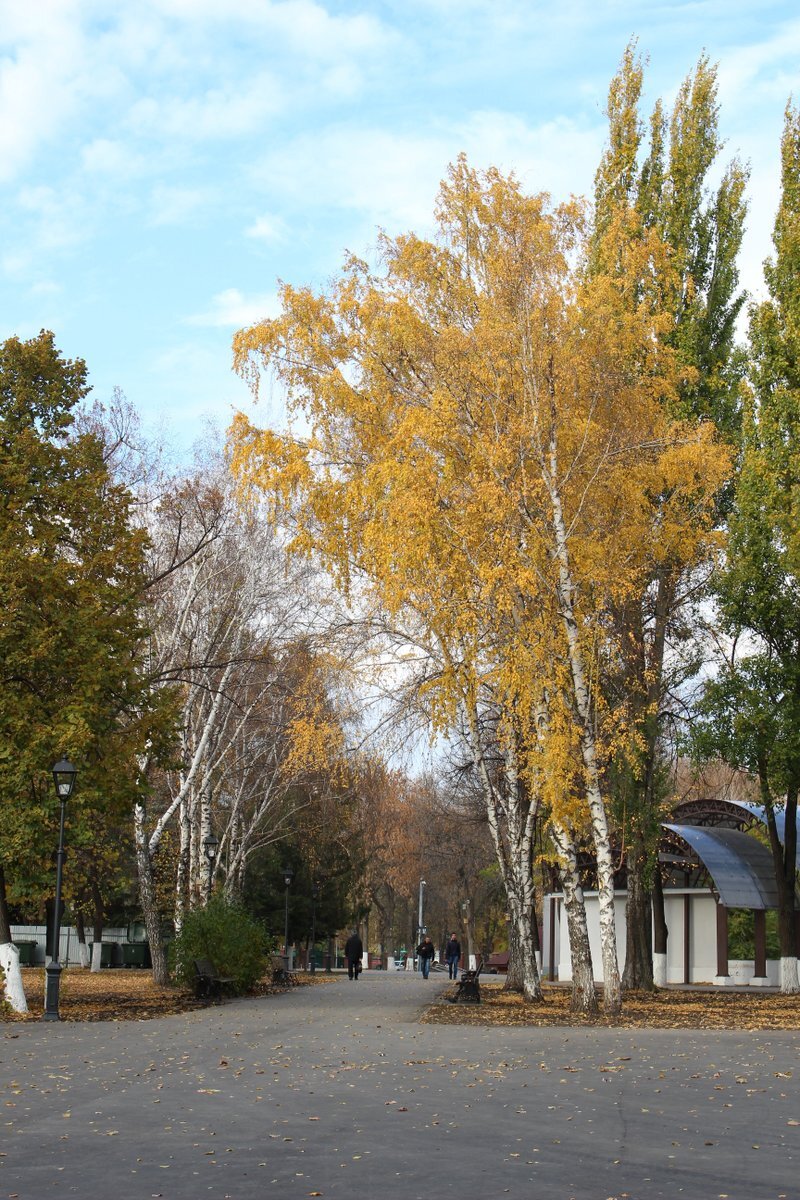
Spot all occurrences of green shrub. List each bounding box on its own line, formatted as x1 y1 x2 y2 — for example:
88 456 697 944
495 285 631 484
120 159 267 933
171 896 271 994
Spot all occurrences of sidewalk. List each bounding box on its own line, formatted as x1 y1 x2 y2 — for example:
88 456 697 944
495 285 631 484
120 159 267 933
1 970 796 1199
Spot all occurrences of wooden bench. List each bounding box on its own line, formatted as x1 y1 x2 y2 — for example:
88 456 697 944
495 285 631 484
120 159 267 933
193 958 235 1001
449 957 483 1004
271 954 299 986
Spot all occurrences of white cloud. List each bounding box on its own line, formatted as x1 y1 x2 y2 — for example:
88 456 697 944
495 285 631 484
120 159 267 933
29 279 62 297
81 138 145 180
149 184 215 226
184 288 280 328
253 111 604 235
128 73 284 142
245 213 289 242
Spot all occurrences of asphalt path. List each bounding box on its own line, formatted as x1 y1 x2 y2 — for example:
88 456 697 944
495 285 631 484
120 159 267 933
1 970 798 1200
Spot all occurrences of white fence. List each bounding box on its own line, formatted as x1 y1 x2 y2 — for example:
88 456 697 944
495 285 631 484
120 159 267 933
10 925 130 967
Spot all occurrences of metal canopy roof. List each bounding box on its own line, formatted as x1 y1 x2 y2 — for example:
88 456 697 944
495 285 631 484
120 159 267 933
663 824 780 910
733 803 800 866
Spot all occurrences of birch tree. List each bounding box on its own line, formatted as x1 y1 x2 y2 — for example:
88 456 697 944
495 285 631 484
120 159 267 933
137 461 343 981
230 157 728 1012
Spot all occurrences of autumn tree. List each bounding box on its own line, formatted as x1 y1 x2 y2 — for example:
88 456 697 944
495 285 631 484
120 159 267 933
591 45 747 989
229 156 728 1013
136 456 348 983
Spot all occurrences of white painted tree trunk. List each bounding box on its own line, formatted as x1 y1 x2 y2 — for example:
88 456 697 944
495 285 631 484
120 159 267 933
91 941 103 972
0 942 28 1014
77 939 90 968
780 956 799 994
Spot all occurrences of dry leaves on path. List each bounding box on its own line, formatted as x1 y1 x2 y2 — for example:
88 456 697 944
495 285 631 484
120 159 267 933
422 984 800 1030
1 967 329 1022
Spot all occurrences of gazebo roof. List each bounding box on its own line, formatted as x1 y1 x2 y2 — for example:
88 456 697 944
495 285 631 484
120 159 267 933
663 824 780 910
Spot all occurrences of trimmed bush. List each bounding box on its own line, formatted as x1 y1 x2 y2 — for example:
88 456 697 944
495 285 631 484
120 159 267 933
171 897 270 994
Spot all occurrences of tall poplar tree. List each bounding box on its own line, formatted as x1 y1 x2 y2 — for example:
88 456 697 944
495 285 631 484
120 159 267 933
591 45 747 989
697 104 800 994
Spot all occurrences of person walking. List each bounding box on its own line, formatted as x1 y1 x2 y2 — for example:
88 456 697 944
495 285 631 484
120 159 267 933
416 934 435 979
344 929 363 980
445 932 462 980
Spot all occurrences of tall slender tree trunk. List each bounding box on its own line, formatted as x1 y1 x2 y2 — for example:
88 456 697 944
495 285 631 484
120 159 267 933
75 910 90 968
134 801 169 986
760 770 799 994
546 457 622 1014
621 824 654 990
90 878 104 974
623 570 674 991
652 868 668 986
550 822 598 1014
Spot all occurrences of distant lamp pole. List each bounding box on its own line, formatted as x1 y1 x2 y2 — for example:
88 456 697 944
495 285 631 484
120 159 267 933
461 899 470 970
282 866 294 962
203 834 219 902
417 878 427 970
44 758 77 1022
310 882 319 974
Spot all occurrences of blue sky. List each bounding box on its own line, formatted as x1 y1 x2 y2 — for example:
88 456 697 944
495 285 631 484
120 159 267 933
1 1 798 455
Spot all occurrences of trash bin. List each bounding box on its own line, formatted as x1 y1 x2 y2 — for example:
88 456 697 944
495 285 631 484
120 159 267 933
91 942 120 967
12 940 37 966
121 943 150 968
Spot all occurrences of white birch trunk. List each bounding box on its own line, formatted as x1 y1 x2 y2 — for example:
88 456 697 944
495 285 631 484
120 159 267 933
545 450 622 1014
549 821 598 1013
465 705 543 1002
0 942 27 1014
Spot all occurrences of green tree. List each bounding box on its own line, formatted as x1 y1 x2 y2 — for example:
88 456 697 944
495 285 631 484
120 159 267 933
0 331 172 1008
696 104 800 994
591 45 747 989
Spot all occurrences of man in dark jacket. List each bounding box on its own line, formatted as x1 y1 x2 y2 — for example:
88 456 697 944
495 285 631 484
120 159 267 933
344 929 363 980
445 932 462 979
416 935 435 979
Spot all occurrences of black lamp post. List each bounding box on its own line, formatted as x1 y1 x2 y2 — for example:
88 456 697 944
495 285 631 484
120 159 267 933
44 758 77 1022
282 866 294 963
203 834 219 903
310 882 319 974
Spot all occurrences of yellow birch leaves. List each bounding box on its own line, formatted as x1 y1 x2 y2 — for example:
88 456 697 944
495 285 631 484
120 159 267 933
228 156 730 827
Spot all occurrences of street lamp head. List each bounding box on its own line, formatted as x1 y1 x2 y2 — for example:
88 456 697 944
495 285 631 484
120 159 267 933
283 865 294 888
51 758 77 800
203 834 220 862
311 882 319 899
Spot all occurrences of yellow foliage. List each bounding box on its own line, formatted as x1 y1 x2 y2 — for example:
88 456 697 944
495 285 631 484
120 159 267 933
228 157 731 829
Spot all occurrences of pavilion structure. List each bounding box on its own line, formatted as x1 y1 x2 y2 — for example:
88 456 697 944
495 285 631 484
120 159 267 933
543 797 800 986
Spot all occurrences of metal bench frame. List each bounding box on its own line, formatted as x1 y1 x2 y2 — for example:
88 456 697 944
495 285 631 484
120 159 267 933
193 957 235 1001
450 957 484 1004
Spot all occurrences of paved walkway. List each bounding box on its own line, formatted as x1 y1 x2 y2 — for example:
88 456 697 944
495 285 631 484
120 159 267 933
1 971 798 1199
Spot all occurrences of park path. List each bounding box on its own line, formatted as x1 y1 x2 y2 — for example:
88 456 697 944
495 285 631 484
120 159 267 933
1 969 798 1199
